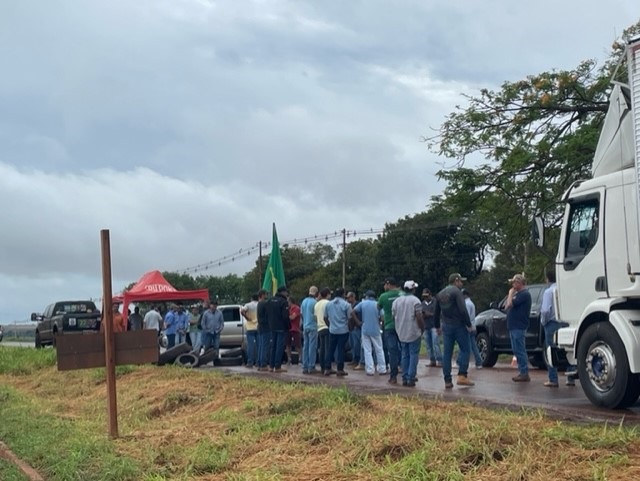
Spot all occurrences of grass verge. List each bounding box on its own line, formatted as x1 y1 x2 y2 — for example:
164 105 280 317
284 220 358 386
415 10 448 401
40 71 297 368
0 346 639 480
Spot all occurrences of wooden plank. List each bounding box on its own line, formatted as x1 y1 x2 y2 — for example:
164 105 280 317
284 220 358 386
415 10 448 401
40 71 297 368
114 330 159 365
56 330 159 371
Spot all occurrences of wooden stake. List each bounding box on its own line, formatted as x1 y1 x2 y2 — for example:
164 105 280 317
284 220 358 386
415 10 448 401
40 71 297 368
100 229 118 439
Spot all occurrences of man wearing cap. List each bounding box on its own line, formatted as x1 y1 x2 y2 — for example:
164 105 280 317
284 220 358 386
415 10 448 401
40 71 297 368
324 287 353 376
201 300 224 354
506 273 532 382
421 289 441 368
434 273 475 388
353 290 387 375
392 281 424 387
378 277 403 384
266 285 291 373
300 286 319 374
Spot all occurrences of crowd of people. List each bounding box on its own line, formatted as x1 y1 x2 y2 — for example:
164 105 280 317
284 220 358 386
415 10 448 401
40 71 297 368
102 269 571 390
237 270 573 390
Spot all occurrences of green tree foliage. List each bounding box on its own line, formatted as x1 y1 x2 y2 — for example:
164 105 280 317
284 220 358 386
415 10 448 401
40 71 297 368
426 21 640 264
376 204 487 293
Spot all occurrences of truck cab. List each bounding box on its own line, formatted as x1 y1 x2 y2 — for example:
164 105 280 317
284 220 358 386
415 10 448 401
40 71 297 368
536 36 640 409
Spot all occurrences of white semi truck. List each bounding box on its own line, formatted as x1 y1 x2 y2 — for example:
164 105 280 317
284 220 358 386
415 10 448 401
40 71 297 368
535 35 640 409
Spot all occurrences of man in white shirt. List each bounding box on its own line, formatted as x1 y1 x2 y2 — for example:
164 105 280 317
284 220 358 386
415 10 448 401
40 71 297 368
143 305 163 332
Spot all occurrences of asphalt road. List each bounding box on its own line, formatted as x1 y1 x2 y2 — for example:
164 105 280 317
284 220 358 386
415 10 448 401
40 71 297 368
216 360 640 425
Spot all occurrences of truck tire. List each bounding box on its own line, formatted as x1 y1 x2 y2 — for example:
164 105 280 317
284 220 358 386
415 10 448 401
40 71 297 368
577 322 640 409
35 331 43 349
197 348 219 367
476 332 498 367
175 352 199 368
157 343 190 366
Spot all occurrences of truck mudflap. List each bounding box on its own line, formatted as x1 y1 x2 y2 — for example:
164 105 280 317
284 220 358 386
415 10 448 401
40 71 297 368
608 310 640 373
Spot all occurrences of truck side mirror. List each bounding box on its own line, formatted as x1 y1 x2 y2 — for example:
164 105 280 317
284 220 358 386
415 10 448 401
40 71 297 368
531 216 544 248
30 313 39 321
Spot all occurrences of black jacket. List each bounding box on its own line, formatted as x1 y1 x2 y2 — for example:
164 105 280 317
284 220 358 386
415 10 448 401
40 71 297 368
265 294 290 331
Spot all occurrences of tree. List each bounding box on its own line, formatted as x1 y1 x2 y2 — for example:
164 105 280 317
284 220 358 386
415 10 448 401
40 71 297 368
426 21 640 268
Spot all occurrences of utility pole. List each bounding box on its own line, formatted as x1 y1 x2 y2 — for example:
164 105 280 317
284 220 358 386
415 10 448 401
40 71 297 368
342 228 346 289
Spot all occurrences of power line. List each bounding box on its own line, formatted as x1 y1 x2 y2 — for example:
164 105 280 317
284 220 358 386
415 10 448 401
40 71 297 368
174 228 384 275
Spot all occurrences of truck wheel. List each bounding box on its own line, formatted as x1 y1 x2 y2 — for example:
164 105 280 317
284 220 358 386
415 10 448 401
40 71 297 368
476 332 498 367
577 323 640 409
35 331 43 349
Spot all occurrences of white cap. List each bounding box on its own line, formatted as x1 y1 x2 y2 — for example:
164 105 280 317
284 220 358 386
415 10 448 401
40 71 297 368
403 280 418 290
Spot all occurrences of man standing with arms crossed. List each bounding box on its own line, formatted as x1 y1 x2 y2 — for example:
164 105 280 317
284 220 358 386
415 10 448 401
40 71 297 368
506 273 532 382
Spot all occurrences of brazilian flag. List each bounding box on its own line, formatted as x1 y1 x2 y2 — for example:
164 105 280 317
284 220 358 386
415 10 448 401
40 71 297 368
262 223 286 295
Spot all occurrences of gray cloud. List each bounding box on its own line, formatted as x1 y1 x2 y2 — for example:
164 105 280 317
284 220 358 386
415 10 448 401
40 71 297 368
0 0 636 320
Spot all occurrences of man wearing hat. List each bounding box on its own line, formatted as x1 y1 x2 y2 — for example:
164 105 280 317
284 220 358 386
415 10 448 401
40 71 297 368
392 281 424 387
266 285 291 373
434 273 475 388
506 273 532 382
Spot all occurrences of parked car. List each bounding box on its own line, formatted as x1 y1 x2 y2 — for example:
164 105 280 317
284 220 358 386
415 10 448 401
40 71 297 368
474 284 567 370
218 304 245 348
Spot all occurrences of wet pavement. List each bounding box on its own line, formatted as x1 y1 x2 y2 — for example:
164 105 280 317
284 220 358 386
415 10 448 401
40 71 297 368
215 360 640 425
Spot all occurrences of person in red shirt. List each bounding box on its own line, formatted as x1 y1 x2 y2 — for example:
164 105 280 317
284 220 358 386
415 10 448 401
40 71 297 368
286 296 302 365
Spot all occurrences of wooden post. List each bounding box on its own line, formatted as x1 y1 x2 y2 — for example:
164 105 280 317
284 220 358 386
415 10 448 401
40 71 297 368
101 230 118 439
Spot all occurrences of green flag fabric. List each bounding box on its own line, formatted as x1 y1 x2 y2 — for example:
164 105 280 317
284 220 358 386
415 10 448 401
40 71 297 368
262 223 286 295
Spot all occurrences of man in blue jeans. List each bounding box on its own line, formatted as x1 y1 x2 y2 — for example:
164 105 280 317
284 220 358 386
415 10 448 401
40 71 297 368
434 273 475 389
392 281 424 387
506 273 532 382
541 269 561 387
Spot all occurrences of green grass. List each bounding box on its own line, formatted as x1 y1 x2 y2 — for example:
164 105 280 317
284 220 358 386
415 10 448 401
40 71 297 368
0 386 142 481
1 348 640 480
0 346 56 375
0 457 30 481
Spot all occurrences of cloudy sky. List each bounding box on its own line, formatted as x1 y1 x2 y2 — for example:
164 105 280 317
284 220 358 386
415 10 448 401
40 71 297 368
0 0 636 322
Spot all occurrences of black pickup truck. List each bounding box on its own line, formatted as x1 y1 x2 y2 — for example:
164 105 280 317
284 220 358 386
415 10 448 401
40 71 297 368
31 300 101 348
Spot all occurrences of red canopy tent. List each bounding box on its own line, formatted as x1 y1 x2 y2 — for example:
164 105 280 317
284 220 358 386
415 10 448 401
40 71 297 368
116 270 209 322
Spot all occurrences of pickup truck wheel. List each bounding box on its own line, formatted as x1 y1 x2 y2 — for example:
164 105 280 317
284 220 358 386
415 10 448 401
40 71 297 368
35 331 43 349
577 323 639 409
476 332 498 367
528 353 548 370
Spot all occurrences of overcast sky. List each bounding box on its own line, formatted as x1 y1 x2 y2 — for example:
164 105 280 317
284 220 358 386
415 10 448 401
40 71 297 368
0 1 636 321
